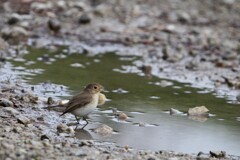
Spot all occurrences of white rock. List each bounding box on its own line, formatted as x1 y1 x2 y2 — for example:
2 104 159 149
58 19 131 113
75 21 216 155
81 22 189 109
188 106 209 116
93 124 113 136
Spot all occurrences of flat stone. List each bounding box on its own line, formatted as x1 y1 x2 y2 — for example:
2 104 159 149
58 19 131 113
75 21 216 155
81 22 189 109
0 98 14 107
3 107 19 115
17 116 30 125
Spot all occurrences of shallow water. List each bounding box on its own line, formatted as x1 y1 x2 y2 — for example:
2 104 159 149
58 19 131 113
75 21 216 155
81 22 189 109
11 47 240 155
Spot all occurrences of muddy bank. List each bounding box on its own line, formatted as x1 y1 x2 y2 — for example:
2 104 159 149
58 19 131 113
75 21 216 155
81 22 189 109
1 73 239 160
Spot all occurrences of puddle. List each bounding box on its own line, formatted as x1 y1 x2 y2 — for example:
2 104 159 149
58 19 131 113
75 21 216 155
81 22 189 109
10 47 240 155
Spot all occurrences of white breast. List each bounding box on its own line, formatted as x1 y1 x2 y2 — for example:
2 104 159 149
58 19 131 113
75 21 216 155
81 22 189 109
72 93 99 117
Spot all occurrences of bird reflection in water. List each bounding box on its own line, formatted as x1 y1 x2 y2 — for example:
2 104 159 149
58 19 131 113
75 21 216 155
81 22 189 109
75 129 93 140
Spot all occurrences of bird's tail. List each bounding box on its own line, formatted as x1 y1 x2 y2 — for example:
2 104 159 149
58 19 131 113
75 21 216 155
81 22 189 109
43 104 66 113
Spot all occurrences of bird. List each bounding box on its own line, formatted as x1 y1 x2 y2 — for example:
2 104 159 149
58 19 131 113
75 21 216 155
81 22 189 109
60 83 104 129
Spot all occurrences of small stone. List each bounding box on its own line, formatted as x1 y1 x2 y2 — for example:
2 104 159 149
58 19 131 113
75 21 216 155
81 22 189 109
170 108 182 115
17 116 30 125
30 140 43 149
118 112 128 120
138 122 146 127
2 142 15 150
48 19 61 33
40 134 50 141
210 151 226 158
0 99 14 107
139 65 152 76
13 126 23 133
3 107 19 115
1 26 29 41
188 106 209 116
8 13 21 25
79 14 91 24
57 124 75 134
177 11 191 23
42 140 51 147
79 140 92 147
93 124 113 136
114 112 128 121
47 97 55 105
236 94 240 102
4 126 12 132
0 37 9 51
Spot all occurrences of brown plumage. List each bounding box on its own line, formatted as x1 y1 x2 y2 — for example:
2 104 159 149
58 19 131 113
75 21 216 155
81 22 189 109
61 83 104 129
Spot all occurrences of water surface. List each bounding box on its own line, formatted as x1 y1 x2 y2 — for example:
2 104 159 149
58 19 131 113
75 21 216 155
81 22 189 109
11 47 240 155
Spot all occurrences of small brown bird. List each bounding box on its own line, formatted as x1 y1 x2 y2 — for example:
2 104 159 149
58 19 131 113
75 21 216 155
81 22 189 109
60 83 104 129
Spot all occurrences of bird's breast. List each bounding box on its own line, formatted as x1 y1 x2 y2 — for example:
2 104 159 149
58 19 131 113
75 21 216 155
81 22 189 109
72 93 99 117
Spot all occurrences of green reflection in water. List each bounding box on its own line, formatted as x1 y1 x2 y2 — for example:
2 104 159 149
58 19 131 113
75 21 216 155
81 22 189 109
12 47 240 155
13 47 240 124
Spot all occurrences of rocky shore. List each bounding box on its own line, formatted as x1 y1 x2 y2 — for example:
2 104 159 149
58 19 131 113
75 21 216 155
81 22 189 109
0 78 239 160
0 0 240 159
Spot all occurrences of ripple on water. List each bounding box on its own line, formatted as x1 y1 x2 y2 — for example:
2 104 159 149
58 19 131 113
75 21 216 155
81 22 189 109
184 91 192 94
133 122 159 127
112 88 129 94
149 96 160 99
111 117 130 124
70 63 85 68
172 86 182 89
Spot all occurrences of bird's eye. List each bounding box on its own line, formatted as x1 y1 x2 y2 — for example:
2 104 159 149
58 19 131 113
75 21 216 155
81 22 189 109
94 86 98 89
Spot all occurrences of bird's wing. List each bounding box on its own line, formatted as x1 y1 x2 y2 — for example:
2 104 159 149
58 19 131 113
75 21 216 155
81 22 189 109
60 92 93 116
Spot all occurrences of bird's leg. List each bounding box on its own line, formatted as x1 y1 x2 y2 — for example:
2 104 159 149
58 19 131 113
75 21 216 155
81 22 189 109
75 115 80 124
81 117 89 129
75 116 81 129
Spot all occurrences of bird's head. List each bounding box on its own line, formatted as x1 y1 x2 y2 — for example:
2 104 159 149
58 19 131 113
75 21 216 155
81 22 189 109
84 83 104 94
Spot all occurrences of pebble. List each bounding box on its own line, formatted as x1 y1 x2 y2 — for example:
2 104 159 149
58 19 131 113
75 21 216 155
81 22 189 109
17 116 30 125
79 14 91 24
48 19 61 33
7 13 21 25
57 124 75 134
188 106 209 116
40 134 50 140
13 126 23 133
30 140 43 149
2 142 15 150
79 140 93 147
138 122 146 127
3 107 19 115
0 98 14 107
47 97 55 105
115 112 128 121
170 108 183 115
1 26 29 40
236 94 240 102
209 151 226 158
93 124 113 136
